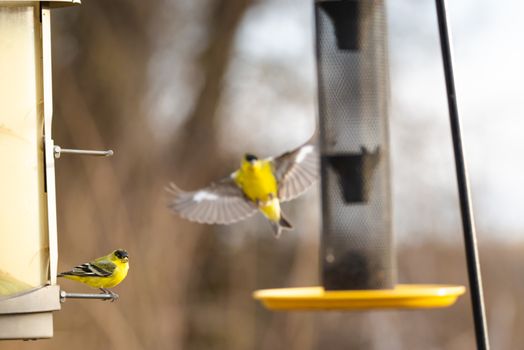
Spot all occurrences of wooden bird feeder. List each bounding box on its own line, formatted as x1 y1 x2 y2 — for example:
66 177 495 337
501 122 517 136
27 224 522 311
0 0 78 340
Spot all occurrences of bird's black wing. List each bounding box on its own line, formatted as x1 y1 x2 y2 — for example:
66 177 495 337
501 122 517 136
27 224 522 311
59 259 116 278
271 142 318 202
167 177 257 225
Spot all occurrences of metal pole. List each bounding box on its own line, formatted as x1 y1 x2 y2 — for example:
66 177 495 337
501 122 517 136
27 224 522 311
434 0 489 349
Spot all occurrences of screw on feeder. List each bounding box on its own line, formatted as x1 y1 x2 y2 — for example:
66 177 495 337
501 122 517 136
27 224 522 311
53 145 114 159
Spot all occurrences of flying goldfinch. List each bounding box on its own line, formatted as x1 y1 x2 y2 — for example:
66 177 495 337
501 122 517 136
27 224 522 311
167 141 317 237
58 249 129 301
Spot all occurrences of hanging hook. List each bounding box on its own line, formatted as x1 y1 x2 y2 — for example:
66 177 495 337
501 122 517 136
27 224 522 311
54 145 114 159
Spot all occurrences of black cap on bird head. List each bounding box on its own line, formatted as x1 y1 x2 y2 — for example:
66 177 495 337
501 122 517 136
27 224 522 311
244 154 258 163
114 249 129 260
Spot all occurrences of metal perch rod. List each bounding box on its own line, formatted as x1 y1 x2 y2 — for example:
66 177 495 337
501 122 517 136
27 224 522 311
60 291 117 302
54 145 114 158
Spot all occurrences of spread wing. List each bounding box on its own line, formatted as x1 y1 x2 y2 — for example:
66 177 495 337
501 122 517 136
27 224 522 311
166 177 258 225
59 259 116 278
271 143 318 202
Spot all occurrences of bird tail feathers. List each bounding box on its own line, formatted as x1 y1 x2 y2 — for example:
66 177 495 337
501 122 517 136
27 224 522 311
270 214 293 238
279 215 293 230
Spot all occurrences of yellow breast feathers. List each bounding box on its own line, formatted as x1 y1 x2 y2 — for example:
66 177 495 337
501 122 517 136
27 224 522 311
234 158 278 202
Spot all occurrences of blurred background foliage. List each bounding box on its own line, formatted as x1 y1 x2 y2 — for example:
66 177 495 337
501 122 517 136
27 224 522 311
5 0 524 349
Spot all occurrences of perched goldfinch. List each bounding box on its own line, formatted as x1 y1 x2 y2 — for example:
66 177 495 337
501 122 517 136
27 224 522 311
58 249 129 301
167 141 317 237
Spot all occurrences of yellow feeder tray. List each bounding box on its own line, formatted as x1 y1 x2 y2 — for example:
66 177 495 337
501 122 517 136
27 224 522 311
254 284 466 311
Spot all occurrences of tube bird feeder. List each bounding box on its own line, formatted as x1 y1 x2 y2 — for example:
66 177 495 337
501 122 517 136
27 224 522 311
0 0 79 340
254 0 465 310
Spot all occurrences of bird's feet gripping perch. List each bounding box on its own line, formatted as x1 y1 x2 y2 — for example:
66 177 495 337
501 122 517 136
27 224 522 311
100 288 119 302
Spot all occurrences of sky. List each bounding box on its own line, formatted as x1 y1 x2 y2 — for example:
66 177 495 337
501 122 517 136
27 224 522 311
388 0 524 240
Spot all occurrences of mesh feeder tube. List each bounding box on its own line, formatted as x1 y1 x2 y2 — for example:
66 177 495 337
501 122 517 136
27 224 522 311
315 0 395 290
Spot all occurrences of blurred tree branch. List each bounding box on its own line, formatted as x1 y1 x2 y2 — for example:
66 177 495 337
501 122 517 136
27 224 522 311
173 0 254 183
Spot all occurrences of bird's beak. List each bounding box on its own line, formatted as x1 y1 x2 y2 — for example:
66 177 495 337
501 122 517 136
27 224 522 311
123 257 129 262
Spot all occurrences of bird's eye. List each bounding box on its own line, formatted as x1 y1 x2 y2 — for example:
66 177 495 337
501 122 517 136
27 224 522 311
245 154 258 162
